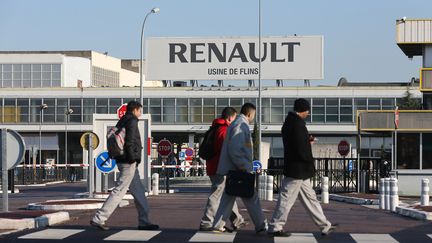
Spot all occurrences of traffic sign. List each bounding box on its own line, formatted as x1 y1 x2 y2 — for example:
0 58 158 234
179 151 186 160
0 129 26 170
157 139 173 158
179 161 191 172
80 132 99 151
117 103 128 119
338 140 350 157
96 151 117 173
253 160 262 172
185 148 194 157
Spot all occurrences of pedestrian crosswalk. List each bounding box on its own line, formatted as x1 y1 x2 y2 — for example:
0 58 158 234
9 228 432 242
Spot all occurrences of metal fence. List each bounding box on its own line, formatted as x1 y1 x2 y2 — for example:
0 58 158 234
267 157 385 194
6 167 86 185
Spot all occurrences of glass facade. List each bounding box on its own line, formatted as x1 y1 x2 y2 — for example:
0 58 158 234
0 97 413 125
0 64 61 88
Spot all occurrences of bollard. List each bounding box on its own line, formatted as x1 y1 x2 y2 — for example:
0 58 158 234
421 178 430 206
384 178 390 210
258 174 266 200
266 175 274 201
152 173 159 196
321 177 329 204
379 178 385 210
389 178 399 212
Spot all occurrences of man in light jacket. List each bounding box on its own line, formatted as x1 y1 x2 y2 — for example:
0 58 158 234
212 103 267 234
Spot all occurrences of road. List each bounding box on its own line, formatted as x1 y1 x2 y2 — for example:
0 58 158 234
1 182 432 242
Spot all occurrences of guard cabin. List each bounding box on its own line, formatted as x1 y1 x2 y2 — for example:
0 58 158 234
359 19 432 196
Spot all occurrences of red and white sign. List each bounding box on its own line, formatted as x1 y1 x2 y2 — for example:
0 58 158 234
338 140 350 157
185 148 194 157
157 139 173 158
117 103 128 119
394 106 399 129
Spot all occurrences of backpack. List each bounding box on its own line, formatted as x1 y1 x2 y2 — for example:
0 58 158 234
198 125 220 160
107 126 126 158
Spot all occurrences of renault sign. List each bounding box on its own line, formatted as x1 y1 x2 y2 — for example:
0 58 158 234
145 36 323 81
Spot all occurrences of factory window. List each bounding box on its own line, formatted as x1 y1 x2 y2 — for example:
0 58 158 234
42 98 55 123
397 133 420 169
56 99 69 122
422 133 432 169
216 98 229 117
381 98 395 110
163 98 175 123
312 98 325 123
190 98 202 123
368 98 380 110
150 98 161 123
0 64 61 88
270 98 284 123
92 66 120 87
83 98 96 123
326 98 339 123
96 98 109 114
203 98 216 123
176 98 188 123
108 98 122 114
17 98 29 123
69 98 82 123
261 98 271 123
3 98 17 123
30 98 42 123
340 98 353 123
229 98 243 114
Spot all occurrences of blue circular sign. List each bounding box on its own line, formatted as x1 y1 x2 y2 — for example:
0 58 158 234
253 160 262 172
96 151 117 173
185 148 194 157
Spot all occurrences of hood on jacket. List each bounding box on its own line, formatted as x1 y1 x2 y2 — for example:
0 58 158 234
286 111 305 124
212 118 229 126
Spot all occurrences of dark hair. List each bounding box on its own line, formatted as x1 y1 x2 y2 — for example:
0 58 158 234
126 100 143 113
294 98 311 112
240 103 256 116
221 107 237 119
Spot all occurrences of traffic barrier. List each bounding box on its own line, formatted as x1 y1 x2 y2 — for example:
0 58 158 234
421 178 430 206
384 178 390 210
258 174 266 200
389 178 399 212
321 176 329 204
16 164 89 168
379 178 385 210
151 173 159 196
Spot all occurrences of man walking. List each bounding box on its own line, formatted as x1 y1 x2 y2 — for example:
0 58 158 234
268 98 336 237
90 101 159 231
199 107 246 231
212 103 267 234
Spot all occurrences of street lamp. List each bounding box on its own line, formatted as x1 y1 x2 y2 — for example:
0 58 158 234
39 104 48 166
65 108 73 165
140 7 160 106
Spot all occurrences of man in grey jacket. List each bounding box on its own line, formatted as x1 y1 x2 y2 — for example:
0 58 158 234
212 103 267 234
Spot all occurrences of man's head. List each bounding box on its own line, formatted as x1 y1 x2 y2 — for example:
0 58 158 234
240 103 256 124
294 98 310 120
127 100 143 118
221 107 237 123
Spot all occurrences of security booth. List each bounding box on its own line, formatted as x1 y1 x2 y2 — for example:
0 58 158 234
358 110 432 195
90 114 152 193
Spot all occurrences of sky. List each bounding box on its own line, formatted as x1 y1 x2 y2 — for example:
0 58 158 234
0 0 431 86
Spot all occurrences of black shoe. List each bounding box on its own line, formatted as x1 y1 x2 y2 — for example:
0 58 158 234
321 223 339 236
90 220 110 231
138 224 160 231
268 231 292 238
233 221 249 231
255 227 267 235
199 226 213 232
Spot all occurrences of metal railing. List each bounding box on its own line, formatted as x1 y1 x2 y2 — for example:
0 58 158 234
267 157 385 193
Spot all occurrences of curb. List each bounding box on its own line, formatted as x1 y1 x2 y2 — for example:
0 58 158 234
74 192 135 200
0 189 20 194
329 194 378 205
27 199 129 211
396 206 432 220
0 211 70 230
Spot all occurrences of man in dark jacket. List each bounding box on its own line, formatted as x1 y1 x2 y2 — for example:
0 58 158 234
199 107 246 231
91 101 159 231
268 98 336 237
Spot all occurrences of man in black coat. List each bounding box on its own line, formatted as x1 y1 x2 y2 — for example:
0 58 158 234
268 98 336 237
91 101 159 231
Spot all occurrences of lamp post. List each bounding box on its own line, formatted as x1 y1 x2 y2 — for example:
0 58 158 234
140 7 160 106
39 104 48 167
258 0 262 162
65 108 73 165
